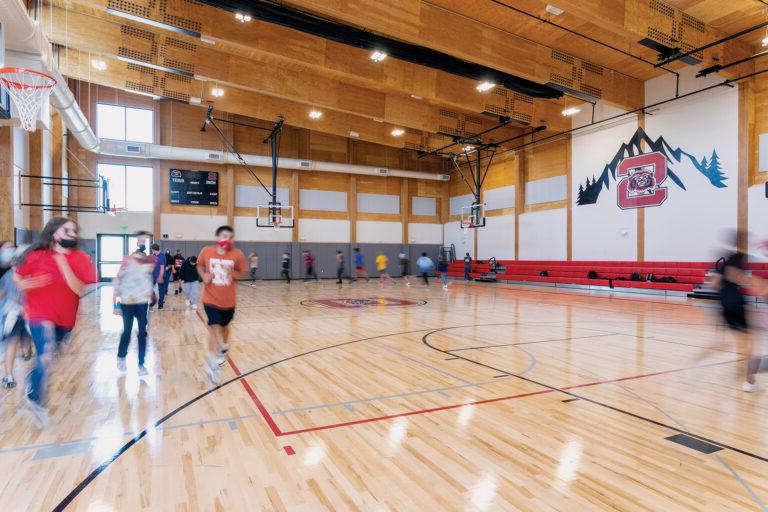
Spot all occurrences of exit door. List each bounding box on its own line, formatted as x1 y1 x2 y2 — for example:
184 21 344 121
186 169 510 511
96 233 151 281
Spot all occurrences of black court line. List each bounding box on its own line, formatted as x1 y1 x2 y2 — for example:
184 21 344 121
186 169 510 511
421 327 768 466
562 398 580 403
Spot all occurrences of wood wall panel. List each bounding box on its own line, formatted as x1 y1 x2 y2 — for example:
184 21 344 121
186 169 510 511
528 140 568 181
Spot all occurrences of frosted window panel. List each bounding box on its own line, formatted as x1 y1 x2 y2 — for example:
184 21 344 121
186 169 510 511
98 164 126 210
299 189 348 211
412 196 436 216
97 104 125 141
449 193 473 216
357 193 399 214
525 175 567 205
125 166 153 211
236 185 289 207
484 185 515 211
126 107 154 143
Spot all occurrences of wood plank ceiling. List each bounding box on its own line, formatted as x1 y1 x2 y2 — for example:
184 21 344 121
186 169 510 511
40 0 764 155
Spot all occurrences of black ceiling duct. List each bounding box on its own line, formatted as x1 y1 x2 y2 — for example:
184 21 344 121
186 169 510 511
198 0 562 100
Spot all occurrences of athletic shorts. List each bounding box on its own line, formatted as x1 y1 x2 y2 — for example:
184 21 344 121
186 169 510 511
203 304 236 327
2 317 30 342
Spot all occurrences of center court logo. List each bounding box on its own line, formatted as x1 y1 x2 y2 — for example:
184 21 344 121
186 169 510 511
301 297 427 308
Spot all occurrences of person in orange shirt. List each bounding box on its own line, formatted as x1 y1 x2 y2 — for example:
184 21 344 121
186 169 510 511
196 225 248 385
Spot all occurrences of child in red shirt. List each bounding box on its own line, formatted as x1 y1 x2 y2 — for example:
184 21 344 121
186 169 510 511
14 217 96 428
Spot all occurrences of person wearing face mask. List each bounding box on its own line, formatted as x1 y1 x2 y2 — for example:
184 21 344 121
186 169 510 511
14 216 97 427
151 243 168 309
0 243 33 389
196 225 247 384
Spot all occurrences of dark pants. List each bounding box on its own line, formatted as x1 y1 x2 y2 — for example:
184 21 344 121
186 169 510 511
336 266 344 283
27 322 70 404
118 303 148 366
281 268 290 283
305 265 318 281
422 272 429 285
158 280 169 306
464 264 471 280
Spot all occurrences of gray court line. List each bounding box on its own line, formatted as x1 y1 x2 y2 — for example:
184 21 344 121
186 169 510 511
369 340 474 385
446 332 617 352
716 454 768 512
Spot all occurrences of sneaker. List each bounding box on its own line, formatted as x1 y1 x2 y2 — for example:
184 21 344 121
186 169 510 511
23 396 50 429
216 346 229 367
743 381 760 393
442 284 448 290
204 358 221 385
191 304 198 310
1 376 16 389
185 299 190 308
117 357 127 372
158 304 164 310
138 365 148 377
406 281 411 287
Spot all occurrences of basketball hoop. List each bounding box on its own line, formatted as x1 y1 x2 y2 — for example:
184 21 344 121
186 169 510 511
272 220 282 231
0 68 56 132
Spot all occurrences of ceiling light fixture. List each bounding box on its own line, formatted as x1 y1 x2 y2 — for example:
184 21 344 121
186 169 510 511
545 4 564 15
561 107 581 116
391 128 405 136
462 145 476 153
349 130 360 138
410 94 423 100
91 59 107 71
370 50 387 62
308 109 323 119
235 13 252 22
476 81 495 92
211 87 224 98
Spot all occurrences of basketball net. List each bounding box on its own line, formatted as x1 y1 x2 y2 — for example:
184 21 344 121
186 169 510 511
0 68 56 132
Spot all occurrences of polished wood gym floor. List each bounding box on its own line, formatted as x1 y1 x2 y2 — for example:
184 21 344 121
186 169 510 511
1 279 767 511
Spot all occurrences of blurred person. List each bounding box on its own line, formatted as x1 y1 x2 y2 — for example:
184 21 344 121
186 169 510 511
172 249 185 295
281 251 291 284
375 251 391 287
14 217 97 427
464 252 472 280
303 249 318 282
352 248 369 283
336 250 345 285
0 244 32 389
248 251 259 286
438 253 449 289
180 255 201 309
152 243 168 310
416 252 434 286
398 252 412 286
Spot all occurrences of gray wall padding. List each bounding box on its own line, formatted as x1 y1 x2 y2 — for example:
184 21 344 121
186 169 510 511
412 196 436 216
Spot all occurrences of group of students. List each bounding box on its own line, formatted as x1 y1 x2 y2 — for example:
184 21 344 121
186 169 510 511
272 247 453 288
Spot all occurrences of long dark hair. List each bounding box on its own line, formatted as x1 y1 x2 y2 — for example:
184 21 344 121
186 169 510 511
18 216 77 263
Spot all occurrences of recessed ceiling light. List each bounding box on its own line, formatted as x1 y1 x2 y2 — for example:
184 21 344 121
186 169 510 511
462 145 475 153
476 81 495 92
372 117 384 123
349 130 360 138
370 50 387 62
211 87 224 98
91 59 107 71
309 110 323 119
546 4 564 15
561 107 581 116
410 94 423 100
189 96 202 105
391 128 405 136
762 35 768 47
235 13 252 22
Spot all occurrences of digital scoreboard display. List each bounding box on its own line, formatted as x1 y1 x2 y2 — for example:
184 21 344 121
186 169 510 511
169 169 219 206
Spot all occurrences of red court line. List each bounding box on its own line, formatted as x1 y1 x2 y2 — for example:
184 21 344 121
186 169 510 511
227 356 284 436
283 446 296 455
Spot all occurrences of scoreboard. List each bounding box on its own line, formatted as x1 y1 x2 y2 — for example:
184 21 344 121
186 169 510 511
169 169 219 206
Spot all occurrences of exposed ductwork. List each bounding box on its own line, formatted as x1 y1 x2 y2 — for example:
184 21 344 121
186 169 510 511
0 0 446 180
99 140 449 181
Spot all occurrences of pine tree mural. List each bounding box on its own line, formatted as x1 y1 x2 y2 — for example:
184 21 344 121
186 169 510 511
703 150 727 188
577 183 585 204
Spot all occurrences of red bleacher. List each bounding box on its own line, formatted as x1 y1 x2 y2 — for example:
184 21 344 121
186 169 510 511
446 260 713 293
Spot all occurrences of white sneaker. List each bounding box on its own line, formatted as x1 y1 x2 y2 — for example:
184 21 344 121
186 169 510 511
191 304 198 310
117 357 127 372
743 381 760 393
138 365 148 376
23 396 50 429
405 281 411 287
185 300 190 308
442 284 448 290
204 358 221 385
216 346 229 367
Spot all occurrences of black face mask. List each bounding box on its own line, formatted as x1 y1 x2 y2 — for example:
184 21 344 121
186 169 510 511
137 244 146 253
58 238 78 249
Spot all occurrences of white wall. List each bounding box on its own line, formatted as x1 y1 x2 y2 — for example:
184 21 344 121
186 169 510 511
12 127 28 229
298 219 350 242
519 209 567 260
748 185 768 262
408 223 442 244
571 104 638 260
644 66 738 261
444 221 473 257
478 214 515 260
356 220 402 243
78 211 153 239
160 213 227 241
234 215 292 242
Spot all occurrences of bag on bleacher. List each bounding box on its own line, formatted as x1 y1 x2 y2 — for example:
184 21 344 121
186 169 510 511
539 270 548 277
588 270 598 279
646 273 654 282
630 272 641 281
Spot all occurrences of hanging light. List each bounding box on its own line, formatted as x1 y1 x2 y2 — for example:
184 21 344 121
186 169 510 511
476 81 495 92
391 128 405 136
308 109 323 119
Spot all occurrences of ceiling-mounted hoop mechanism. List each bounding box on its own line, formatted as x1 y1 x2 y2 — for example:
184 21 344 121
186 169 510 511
18 173 112 213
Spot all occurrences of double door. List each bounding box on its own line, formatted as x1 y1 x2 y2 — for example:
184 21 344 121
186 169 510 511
97 234 151 281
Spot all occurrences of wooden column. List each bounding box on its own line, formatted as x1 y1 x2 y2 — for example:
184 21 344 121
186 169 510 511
401 178 409 244
28 129 42 231
566 135 573 261
514 152 526 260
440 181 449 245
225 164 235 226
636 113 645 262
291 170 300 242
738 81 754 254
0 127 13 242
349 175 357 244
51 113 63 211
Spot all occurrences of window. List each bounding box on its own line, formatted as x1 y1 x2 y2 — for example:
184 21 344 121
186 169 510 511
98 163 154 212
96 103 154 143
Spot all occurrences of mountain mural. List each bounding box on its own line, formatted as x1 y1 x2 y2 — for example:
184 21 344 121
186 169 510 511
576 127 727 206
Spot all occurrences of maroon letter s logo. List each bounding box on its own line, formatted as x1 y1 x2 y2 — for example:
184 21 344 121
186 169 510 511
617 152 668 209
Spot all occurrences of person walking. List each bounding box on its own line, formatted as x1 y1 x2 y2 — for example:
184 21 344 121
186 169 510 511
0 244 32 389
303 249 319 282
180 255 201 309
352 248 369 283
152 244 169 309
248 251 259 286
336 250 345 285
398 252 412 286
281 251 291 284
172 249 184 295
416 252 434 286
113 243 156 375
197 225 248 385
14 217 97 427
375 251 391 287
438 253 449 289
463 252 472 280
